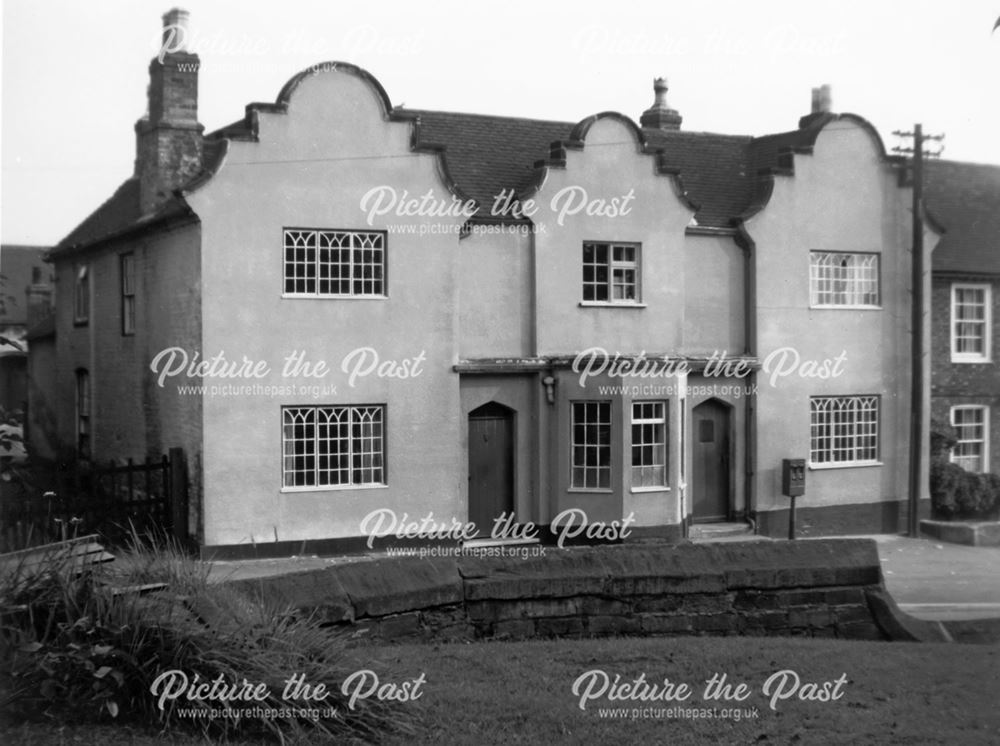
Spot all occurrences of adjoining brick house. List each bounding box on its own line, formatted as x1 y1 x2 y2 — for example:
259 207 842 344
0 245 53 415
926 160 1000 476
45 10 930 555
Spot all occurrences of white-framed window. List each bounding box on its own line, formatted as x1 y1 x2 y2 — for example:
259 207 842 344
75 368 90 458
951 283 992 363
120 253 135 336
809 395 880 466
283 228 385 297
631 401 667 488
950 405 990 473
74 264 89 324
582 242 640 303
571 401 612 489
282 405 385 489
809 252 880 307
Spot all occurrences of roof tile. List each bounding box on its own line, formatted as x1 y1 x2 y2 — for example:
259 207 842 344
925 160 1000 275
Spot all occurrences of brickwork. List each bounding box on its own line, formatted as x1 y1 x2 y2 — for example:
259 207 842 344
136 53 204 215
930 275 1000 472
49 221 204 537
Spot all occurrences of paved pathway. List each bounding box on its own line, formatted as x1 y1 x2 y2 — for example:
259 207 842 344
866 534 1000 621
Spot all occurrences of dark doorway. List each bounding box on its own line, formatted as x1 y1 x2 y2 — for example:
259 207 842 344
468 402 515 535
692 399 731 522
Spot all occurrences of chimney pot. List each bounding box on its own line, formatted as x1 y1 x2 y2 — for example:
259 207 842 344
652 77 669 107
162 8 191 52
640 76 682 131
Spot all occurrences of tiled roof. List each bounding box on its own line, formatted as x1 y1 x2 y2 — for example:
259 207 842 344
50 139 227 259
409 110 756 228
55 178 141 254
406 110 572 215
50 178 194 259
644 129 753 227
64 66 990 257
925 160 1000 275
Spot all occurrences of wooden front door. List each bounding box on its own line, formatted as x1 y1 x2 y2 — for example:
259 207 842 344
468 402 514 535
692 399 730 522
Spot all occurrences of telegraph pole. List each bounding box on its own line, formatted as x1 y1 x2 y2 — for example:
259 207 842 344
893 125 944 537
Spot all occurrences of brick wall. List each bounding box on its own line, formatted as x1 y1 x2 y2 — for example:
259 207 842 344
50 219 203 536
930 275 1000 472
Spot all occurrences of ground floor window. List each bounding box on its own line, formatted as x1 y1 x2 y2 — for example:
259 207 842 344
631 401 667 487
571 401 611 489
950 405 989 473
809 395 879 465
75 368 90 459
282 405 385 488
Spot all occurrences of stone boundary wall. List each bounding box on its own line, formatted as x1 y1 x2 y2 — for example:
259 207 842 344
227 539 938 643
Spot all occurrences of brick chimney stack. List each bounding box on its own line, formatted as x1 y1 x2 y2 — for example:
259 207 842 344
799 84 834 129
811 84 833 114
640 78 682 131
134 8 204 215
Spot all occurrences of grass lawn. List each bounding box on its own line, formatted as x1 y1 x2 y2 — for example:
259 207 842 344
3 636 998 745
371 636 1000 746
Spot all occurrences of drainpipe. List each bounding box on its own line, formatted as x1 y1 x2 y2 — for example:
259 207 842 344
736 222 758 532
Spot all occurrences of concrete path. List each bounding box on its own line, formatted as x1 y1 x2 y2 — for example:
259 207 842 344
866 534 1000 621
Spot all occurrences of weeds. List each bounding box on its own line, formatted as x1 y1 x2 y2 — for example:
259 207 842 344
0 528 412 743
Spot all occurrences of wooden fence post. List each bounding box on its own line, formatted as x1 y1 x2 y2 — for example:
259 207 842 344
168 447 189 545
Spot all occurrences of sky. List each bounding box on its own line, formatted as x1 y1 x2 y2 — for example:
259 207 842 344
2 0 999 246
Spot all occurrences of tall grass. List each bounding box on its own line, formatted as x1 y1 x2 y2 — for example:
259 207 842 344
0 529 413 743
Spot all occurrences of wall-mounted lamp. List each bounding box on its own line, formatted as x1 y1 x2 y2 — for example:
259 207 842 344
542 375 556 405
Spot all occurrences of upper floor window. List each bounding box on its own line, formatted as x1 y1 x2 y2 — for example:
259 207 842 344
809 395 879 466
121 253 136 336
571 401 612 489
283 228 385 298
951 283 992 363
74 264 89 324
631 401 667 488
950 405 989 473
582 242 641 304
76 368 90 459
282 404 385 489
809 252 880 308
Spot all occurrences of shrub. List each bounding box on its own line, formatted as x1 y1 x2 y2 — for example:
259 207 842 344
0 531 414 743
982 473 1000 520
929 460 1000 520
929 419 958 462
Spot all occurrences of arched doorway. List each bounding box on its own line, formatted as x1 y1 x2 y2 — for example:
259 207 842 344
468 402 515 535
692 398 732 522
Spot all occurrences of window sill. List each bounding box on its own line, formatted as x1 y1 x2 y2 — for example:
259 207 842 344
566 488 614 494
807 461 883 471
630 486 670 494
808 305 882 311
280 483 388 494
579 301 647 309
950 356 992 365
282 294 388 301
